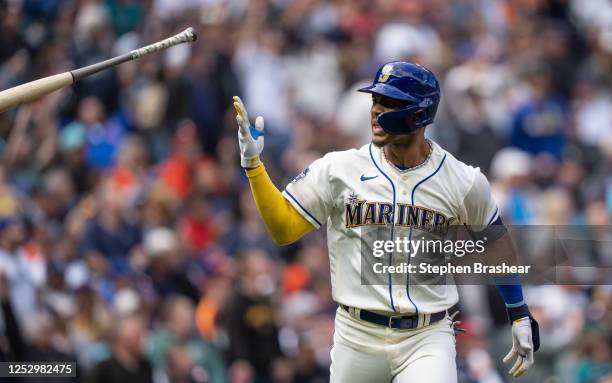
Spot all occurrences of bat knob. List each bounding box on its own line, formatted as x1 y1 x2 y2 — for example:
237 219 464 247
185 27 197 42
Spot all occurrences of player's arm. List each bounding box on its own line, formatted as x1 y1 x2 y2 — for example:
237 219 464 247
474 226 540 378
463 171 540 378
233 96 315 245
245 164 315 244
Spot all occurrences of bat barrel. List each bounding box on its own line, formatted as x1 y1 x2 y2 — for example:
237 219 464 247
0 72 73 113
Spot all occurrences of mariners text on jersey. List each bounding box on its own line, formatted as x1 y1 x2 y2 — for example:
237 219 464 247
344 196 455 235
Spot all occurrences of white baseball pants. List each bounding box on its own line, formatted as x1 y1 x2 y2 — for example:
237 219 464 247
330 307 457 383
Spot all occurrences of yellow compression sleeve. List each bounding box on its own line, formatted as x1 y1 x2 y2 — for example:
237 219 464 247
245 164 315 245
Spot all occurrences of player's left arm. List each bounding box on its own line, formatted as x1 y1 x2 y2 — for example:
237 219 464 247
462 170 540 378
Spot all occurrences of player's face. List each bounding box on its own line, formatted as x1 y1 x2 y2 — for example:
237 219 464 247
370 94 411 146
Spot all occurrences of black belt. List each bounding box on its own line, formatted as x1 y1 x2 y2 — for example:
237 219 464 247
341 305 446 330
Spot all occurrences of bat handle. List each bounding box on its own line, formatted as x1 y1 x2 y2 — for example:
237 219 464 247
71 27 197 81
130 27 197 59
70 53 132 82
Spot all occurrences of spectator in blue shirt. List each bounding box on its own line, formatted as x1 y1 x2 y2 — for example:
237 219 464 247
510 69 567 161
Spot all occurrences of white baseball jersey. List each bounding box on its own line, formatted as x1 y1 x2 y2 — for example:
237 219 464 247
282 140 499 314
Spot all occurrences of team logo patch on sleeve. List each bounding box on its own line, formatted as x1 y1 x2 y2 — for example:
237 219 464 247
292 167 310 183
346 191 361 208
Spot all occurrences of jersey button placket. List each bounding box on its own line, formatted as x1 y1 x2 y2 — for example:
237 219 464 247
397 173 409 313
398 174 408 196
395 290 403 311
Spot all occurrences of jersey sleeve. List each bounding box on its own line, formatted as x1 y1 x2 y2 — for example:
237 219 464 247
462 169 500 229
282 155 333 229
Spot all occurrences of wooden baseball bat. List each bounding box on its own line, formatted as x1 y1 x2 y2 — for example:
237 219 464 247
0 27 197 114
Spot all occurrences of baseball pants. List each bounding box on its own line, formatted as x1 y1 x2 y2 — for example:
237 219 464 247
330 307 457 383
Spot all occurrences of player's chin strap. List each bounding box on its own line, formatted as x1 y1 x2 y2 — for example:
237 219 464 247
449 310 466 334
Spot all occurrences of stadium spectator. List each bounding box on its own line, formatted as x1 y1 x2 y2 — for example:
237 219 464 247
149 295 227 383
86 312 153 383
220 249 281 382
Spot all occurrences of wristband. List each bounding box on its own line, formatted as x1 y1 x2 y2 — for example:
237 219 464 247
507 303 531 322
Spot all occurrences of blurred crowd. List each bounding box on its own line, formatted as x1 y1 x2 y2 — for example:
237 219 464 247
0 0 610 382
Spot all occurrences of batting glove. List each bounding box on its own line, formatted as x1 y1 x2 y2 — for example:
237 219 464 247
233 96 264 168
503 305 540 378
503 317 533 377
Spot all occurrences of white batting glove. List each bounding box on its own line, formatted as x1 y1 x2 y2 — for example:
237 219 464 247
233 96 264 168
503 317 534 377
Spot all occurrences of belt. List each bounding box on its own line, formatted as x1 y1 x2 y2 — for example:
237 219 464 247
341 305 446 330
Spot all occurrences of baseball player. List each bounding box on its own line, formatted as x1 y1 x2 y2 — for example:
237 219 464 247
233 61 540 382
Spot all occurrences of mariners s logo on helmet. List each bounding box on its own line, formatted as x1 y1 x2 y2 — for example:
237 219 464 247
378 64 393 83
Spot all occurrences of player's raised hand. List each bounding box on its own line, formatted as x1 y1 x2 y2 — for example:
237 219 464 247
233 96 264 168
503 317 535 377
